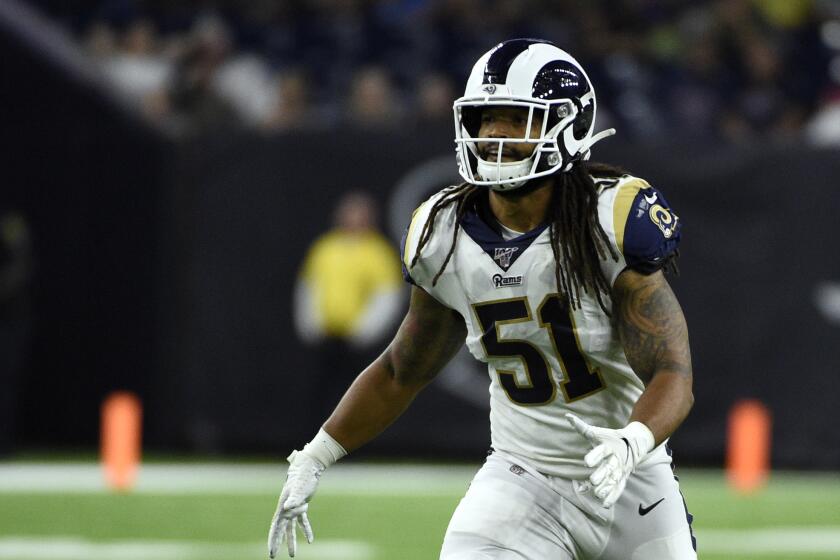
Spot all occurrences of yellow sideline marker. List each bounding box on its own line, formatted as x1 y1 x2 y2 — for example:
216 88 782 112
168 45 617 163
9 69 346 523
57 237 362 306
100 391 142 491
726 399 771 494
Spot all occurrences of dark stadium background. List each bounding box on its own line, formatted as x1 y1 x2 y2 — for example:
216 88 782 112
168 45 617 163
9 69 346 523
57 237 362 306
2 0 840 471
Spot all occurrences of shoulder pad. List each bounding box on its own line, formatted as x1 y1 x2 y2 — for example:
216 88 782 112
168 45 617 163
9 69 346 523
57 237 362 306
400 188 457 286
612 178 681 273
399 215 419 285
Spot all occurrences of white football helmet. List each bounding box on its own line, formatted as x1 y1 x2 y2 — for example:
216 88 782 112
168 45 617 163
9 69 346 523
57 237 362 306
453 38 615 191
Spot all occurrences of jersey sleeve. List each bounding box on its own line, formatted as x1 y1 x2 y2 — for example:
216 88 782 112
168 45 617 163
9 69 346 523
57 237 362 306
610 177 682 276
399 209 422 286
399 189 455 291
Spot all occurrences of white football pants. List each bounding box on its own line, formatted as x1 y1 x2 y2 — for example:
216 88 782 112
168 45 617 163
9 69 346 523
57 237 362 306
440 452 697 560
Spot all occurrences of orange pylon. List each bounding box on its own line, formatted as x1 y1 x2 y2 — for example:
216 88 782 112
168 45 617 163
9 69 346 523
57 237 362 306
726 399 771 494
100 391 142 492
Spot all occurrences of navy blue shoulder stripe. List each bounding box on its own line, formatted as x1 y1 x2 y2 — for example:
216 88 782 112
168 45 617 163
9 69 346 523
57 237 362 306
483 38 553 85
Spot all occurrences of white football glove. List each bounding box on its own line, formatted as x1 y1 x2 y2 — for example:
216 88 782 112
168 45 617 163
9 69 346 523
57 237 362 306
566 413 655 508
268 450 323 558
268 429 347 558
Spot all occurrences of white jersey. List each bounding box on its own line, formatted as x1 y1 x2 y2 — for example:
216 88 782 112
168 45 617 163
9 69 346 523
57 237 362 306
401 175 682 479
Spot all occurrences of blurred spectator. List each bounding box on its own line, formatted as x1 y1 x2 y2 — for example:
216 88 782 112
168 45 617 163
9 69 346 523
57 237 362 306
198 15 281 127
664 11 731 139
346 66 404 128
263 70 325 131
213 52 278 127
294 192 402 347
721 34 806 142
166 15 237 132
57 0 837 141
0 210 33 456
100 18 172 117
753 0 814 29
293 192 403 420
806 88 840 145
413 72 456 126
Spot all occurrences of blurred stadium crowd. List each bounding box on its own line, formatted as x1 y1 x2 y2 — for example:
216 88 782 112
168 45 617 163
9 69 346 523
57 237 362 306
30 0 840 142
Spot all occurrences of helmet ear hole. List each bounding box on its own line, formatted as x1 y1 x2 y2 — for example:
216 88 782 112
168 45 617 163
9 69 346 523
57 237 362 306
546 102 571 133
573 104 593 141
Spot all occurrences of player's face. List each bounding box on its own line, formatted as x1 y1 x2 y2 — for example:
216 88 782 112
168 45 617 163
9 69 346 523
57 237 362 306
477 107 544 162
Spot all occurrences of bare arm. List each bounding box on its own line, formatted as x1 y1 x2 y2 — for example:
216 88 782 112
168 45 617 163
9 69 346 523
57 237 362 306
323 286 467 452
613 268 694 445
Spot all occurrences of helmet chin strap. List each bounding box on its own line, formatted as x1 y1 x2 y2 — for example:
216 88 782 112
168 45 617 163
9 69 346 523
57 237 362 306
476 158 532 191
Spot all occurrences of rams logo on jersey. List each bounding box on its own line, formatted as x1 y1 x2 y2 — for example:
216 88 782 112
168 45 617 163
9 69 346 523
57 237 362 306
649 204 678 239
492 274 523 288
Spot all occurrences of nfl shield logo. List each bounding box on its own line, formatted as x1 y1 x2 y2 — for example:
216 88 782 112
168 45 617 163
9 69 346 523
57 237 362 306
493 247 518 269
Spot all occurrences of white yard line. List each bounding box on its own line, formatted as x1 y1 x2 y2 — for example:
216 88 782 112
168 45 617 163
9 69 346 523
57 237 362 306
0 537 374 560
2 529 840 558
0 462 477 494
697 527 840 555
4 464 840 556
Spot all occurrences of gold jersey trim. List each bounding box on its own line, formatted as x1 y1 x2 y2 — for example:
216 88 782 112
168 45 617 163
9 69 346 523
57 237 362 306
612 178 651 254
402 203 426 269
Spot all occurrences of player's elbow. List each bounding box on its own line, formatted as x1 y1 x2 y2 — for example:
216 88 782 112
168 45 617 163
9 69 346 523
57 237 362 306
392 363 437 391
381 347 433 392
679 377 695 419
684 389 695 415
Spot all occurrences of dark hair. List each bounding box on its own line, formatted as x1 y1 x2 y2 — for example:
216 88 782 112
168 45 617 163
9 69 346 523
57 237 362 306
410 161 641 313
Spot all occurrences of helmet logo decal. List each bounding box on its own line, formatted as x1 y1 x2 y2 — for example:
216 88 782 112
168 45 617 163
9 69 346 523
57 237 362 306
483 84 497 94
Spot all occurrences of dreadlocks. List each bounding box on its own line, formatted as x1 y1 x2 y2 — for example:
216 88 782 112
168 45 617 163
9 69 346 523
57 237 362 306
410 182 480 286
409 161 676 314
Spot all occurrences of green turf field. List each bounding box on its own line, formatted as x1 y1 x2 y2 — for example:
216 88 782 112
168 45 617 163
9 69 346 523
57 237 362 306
0 462 838 559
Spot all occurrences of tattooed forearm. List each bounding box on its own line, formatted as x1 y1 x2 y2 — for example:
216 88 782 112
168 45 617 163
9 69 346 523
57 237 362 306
613 269 692 385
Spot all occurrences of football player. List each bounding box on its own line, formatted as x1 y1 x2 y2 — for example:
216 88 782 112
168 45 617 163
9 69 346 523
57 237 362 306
268 38 697 559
